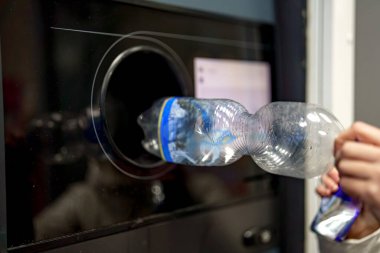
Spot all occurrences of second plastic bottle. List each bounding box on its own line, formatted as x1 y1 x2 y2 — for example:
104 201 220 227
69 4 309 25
138 97 343 179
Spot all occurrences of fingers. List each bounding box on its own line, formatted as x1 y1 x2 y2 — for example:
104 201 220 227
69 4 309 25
327 167 340 182
315 169 340 197
316 184 332 197
335 122 380 153
340 177 380 207
352 122 380 145
323 170 339 188
318 122 380 204
337 141 380 162
339 177 367 201
337 159 379 179
335 141 380 179
329 122 380 215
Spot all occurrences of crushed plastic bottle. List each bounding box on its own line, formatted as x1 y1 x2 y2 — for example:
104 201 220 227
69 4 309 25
137 97 343 179
311 186 361 242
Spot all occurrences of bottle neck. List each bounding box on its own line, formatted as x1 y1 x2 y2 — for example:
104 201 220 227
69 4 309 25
240 112 267 156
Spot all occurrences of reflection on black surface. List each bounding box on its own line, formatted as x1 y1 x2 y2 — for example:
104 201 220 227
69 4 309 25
7 109 263 245
27 111 236 240
29 118 234 241
33 156 155 240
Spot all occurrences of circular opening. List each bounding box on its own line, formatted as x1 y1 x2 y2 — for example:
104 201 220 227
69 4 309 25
100 45 187 175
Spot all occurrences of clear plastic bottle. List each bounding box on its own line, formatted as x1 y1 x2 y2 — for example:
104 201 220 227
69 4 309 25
137 97 343 179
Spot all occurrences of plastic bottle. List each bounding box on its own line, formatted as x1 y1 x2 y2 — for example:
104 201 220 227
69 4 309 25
137 97 343 179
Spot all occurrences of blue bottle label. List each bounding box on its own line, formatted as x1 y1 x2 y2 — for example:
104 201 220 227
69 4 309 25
157 96 237 165
158 97 177 162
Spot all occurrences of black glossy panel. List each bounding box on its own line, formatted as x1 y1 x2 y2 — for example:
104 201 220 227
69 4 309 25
0 0 277 251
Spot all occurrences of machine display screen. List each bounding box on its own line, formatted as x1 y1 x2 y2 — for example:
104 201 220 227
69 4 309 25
194 58 271 113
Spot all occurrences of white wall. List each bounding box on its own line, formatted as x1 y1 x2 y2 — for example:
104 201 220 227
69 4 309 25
305 0 356 252
355 0 380 127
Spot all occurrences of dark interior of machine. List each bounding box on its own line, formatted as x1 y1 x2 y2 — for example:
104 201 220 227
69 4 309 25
103 46 185 164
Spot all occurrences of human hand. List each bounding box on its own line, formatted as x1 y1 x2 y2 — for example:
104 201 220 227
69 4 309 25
316 167 340 197
316 122 380 239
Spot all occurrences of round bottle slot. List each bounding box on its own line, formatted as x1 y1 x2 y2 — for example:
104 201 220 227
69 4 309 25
97 45 189 179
